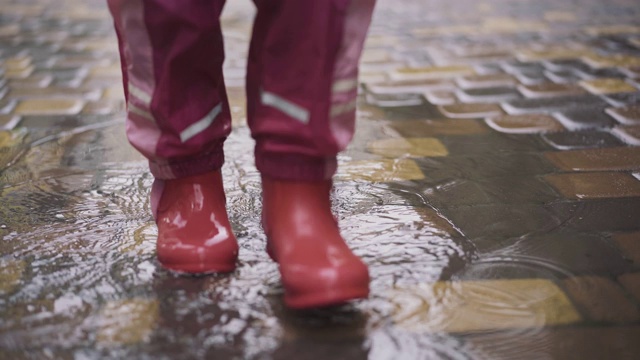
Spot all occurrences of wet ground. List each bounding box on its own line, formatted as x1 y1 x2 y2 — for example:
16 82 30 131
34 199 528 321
1 0 640 358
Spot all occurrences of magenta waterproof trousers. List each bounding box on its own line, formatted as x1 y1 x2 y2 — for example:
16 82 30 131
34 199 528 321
108 0 376 181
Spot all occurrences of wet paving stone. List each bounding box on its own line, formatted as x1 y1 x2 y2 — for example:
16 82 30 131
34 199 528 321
388 119 489 137
438 103 503 118
606 105 640 125
553 107 617 130
618 273 640 302
455 74 517 89
542 130 622 150
391 65 476 81
96 298 160 346
579 78 638 94
545 146 640 171
600 91 640 107
612 125 640 145
337 158 425 182
3 0 640 357
389 279 580 333
613 232 640 267
364 91 424 108
564 276 640 323
546 198 640 232
0 114 21 130
455 86 520 103
485 114 565 134
424 90 457 105
518 83 586 98
364 79 455 94
0 259 26 294
14 98 85 116
502 94 608 115
367 137 449 158
465 326 640 359
543 172 640 199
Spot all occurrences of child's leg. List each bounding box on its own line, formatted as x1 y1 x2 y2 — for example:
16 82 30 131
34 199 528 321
108 0 231 180
247 0 376 308
108 0 238 273
247 0 376 180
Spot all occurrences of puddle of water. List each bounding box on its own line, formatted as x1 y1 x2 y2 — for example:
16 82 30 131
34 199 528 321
0 115 476 358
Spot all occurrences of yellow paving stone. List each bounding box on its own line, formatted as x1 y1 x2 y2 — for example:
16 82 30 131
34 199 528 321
486 114 565 134
10 87 102 101
96 298 159 345
361 49 392 63
544 11 577 22
2 56 32 70
389 119 489 137
579 78 637 95
90 64 123 78
618 273 640 303
338 158 424 182
0 259 26 294
0 24 19 37
564 276 640 323
4 65 34 79
14 99 85 116
439 103 503 118
613 232 640 267
517 48 593 62
482 18 548 33
545 147 640 171
9 74 54 89
582 54 640 69
543 172 640 199
390 279 581 333
102 86 125 101
412 25 477 37
0 4 45 17
584 25 640 36
367 138 449 158
393 65 475 80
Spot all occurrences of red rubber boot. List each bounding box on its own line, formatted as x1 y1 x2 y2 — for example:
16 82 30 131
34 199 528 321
152 171 238 274
261 177 370 309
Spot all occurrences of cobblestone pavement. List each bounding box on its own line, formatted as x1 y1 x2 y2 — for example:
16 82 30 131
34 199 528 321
1 0 640 358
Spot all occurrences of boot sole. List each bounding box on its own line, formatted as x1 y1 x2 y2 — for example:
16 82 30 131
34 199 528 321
285 285 369 309
160 262 236 275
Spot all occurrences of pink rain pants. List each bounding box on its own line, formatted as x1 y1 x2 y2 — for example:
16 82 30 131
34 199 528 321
108 0 376 181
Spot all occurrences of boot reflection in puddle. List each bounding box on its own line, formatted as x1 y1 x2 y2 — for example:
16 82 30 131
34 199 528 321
107 0 376 309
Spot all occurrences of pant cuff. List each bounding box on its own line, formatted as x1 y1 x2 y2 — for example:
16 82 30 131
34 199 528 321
256 152 337 181
149 143 225 179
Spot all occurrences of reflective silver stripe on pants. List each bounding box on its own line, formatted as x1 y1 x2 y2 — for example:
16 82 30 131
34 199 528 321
261 90 310 124
330 99 357 117
128 82 152 105
332 78 358 94
128 102 155 121
180 103 222 143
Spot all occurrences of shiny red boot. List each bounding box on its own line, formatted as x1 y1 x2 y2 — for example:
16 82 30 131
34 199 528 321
261 177 370 309
152 171 238 274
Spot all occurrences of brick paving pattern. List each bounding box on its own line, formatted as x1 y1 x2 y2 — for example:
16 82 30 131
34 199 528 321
0 0 640 358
